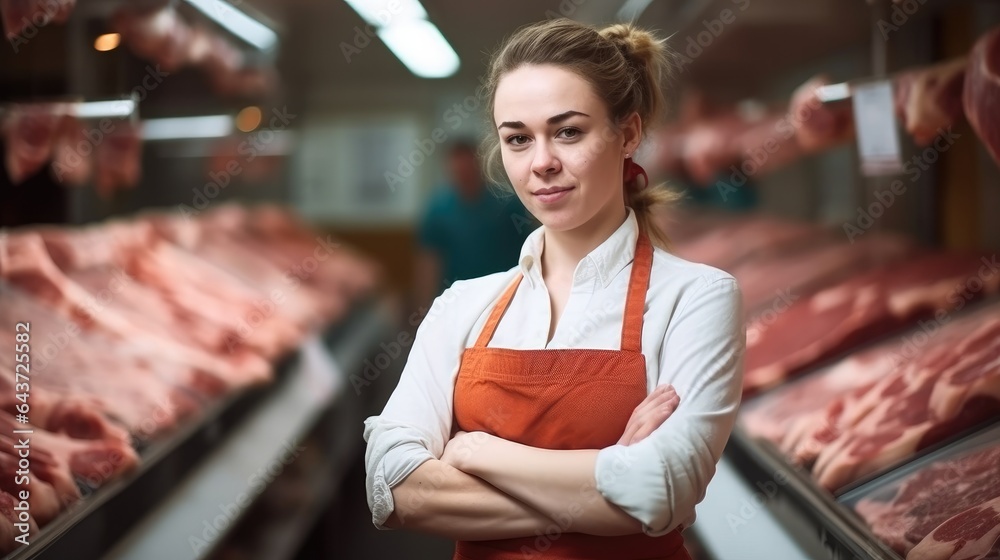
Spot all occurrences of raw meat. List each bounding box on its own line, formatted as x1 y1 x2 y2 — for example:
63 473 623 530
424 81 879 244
853 442 1000 557
50 115 93 186
790 74 856 153
730 232 916 313
740 343 899 454
908 496 1000 560
0 0 73 39
93 122 142 198
111 6 192 71
789 312 988 469
672 217 832 272
6 229 271 387
964 25 1000 167
894 57 968 146
0 412 138 492
1 104 63 184
812 316 1000 490
743 253 1000 395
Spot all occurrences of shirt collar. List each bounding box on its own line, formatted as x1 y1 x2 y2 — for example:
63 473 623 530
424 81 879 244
517 207 639 290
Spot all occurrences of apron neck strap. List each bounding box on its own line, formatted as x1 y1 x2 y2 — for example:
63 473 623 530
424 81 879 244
473 230 654 352
620 231 653 353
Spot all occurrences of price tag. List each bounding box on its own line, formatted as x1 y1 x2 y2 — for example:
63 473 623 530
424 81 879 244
851 80 904 176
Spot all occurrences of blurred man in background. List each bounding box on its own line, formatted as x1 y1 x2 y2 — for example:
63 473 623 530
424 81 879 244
413 140 534 315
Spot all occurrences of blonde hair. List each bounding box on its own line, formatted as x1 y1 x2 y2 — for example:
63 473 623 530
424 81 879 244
480 18 681 249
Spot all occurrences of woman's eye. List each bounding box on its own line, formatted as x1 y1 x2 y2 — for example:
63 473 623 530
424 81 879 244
558 128 581 139
506 135 529 146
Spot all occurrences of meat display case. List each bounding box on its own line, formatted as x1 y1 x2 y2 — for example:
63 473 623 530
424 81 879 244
2 296 397 560
690 297 1000 560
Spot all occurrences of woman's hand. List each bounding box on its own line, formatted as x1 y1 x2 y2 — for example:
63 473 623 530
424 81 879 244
617 384 680 446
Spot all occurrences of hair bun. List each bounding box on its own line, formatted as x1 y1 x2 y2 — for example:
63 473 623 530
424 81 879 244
600 23 673 82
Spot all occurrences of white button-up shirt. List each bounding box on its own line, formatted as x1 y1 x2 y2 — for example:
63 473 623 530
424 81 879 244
363 207 745 536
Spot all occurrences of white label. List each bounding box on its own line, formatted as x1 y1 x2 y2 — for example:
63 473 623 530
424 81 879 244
851 80 904 176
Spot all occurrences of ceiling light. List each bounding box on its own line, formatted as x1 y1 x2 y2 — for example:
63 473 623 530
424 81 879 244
94 33 121 52
235 106 263 132
377 19 459 78
142 115 234 141
183 0 278 50
343 0 427 26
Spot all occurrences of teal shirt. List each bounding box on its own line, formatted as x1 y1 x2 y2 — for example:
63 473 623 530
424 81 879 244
418 185 534 291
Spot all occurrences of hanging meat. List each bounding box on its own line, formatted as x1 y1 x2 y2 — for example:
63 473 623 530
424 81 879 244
1 104 63 184
964 25 1000 167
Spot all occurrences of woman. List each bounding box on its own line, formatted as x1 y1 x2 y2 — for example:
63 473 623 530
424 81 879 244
364 18 745 560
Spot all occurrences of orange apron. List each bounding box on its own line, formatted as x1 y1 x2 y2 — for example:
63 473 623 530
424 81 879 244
452 232 689 560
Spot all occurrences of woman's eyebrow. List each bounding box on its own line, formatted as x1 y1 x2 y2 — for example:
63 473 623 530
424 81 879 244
497 110 590 130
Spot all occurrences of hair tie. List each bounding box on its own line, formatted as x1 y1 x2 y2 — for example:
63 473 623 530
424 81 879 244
623 157 649 190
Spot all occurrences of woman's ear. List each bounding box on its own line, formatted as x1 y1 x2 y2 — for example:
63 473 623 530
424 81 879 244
622 111 643 155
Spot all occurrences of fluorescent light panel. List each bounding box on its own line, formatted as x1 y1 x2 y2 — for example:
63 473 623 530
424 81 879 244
377 19 459 78
74 99 136 119
184 0 278 50
343 0 427 26
143 115 234 140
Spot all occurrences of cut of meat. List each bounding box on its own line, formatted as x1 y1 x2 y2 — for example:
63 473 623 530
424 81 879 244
853 441 1000 557
1 104 63 185
740 343 898 455
0 0 74 39
50 115 93 186
907 496 1000 560
894 57 968 146
93 122 142 198
812 316 1000 490
0 412 137 491
743 253 1000 395
795 314 987 469
791 74 856 153
964 25 1000 167
731 232 916 314
111 6 193 72
672 217 831 271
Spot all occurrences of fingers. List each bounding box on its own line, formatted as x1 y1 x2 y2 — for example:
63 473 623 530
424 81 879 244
617 385 681 446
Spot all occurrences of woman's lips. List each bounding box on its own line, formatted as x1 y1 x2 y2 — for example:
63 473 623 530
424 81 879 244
533 186 574 204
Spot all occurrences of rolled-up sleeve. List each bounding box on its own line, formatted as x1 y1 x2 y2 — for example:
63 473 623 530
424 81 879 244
362 285 465 529
593 276 745 536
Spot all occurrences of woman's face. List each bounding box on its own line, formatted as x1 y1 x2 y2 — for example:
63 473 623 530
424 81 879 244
493 64 638 233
